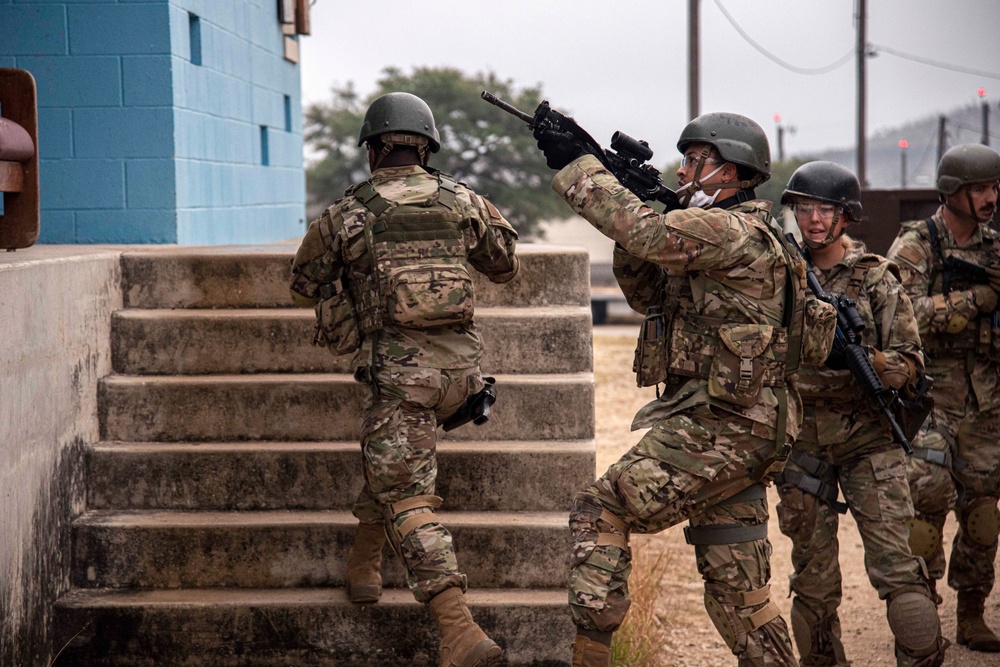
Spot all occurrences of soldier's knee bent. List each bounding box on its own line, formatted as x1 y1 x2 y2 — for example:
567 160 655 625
704 583 781 652
906 516 943 561
568 493 632 633
886 586 942 658
383 494 444 554
962 497 1000 546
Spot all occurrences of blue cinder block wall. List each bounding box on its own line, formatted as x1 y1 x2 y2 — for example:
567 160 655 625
0 0 306 244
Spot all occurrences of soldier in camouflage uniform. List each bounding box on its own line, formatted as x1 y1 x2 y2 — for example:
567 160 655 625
290 92 519 667
773 162 946 666
534 113 837 667
887 144 1000 653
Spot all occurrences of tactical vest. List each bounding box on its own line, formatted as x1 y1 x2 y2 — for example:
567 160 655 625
342 172 475 335
796 255 880 403
921 217 995 356
634 204 805 410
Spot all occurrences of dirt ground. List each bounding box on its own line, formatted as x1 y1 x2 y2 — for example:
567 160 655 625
592 327 1000 667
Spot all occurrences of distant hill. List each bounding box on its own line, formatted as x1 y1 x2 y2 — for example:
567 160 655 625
796 101 1000 189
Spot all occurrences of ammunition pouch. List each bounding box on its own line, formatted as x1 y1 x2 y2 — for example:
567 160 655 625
633 306 669 387
441 376 496 432
312 277 361 355
385 263 475 329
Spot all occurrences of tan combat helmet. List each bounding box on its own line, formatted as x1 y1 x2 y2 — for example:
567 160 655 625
936 144 1000 223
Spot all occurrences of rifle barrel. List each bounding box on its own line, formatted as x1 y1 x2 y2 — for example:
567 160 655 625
480 91 534 124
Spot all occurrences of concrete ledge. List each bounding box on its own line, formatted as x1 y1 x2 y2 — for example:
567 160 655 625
87 440 595 512
54 588 573 666
72 510 568 590
98 373 596 442
111 305 594 375
120 243 590 309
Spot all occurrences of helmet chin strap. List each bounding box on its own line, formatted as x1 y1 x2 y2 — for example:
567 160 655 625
802 212 845 250
943 188 995 225
677 147 763 207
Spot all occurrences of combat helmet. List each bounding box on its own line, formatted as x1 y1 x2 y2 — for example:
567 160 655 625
782 161 863 222
677 112 771 184
358 92 441 153
936 144 1000 195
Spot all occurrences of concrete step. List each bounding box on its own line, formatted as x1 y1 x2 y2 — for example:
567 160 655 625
54 587 573 666
111 306 593 375
121 243 590 310
87 440 595 512
99 372 595 442
72 510 567 590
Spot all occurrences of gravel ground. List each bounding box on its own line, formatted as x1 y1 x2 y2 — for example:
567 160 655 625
592 328 1000 666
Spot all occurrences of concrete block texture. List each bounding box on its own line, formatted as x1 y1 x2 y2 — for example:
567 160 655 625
72 510 568 589
86 440 594 511
110 306 593 375
119 244 591 309
0 5 67 56
68 3 171 55
18 55 121 107
54 588 574 666
99 372 595 442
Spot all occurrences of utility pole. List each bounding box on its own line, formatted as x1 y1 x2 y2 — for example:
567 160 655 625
899 139 908 188
689 0 700 120
773 113 795 163
856 0 868 187
980 88 990 146
937 115 947 166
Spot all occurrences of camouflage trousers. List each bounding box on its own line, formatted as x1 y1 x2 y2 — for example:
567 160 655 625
910 397 1000 598
352 364 484 603
905 429 958 583
775 415 934 667
569 404 796 667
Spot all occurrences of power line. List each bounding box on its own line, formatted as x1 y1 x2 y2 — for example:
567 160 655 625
712 0 854 75
870 44 1000 81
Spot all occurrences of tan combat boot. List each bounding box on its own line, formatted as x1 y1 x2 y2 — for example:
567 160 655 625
428 587 503 667
345 522 385 603
571 634 611 667
956 591 1000 652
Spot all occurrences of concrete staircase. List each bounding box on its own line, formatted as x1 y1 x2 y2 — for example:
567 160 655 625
53 244 595 666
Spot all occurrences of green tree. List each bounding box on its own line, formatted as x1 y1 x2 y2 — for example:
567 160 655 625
304 67 569 238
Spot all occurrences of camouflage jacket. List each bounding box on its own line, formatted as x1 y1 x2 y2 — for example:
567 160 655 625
796 237 923 446
291 165 519 372
887 206 1000 412
552 154 836 439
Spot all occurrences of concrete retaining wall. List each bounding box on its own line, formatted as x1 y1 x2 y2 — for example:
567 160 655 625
0 247 122 666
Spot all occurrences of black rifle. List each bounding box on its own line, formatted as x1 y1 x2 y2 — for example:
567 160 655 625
786 234 913 454
442 377 497 432
941 255 991 294
481 91 681 211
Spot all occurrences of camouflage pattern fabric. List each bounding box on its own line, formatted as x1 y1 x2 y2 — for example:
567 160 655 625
550 154 839 666
776 237 939 666
906 427 958 582
887 208 1000 599
290 165 519 604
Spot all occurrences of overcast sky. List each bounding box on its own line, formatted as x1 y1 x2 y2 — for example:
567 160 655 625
300 0 1000 163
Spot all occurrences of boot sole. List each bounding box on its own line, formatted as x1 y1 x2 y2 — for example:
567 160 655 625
462 639 503 667
347 584 382 604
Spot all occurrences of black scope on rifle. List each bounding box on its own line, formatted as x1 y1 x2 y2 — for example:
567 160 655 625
611 131 653 164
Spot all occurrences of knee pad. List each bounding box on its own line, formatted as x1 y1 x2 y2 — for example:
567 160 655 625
964 497 1000 546
704 584 779 651
384 494 443 554
886 588 941 657
790 602 848 664
906 517 942 561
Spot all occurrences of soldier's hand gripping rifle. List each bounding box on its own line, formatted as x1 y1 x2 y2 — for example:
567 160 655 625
481 91 681 211
786 234 913 454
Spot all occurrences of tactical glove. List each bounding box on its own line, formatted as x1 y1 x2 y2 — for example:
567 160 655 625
534 129 585 171
987 264 1000 293
971 284 999 313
